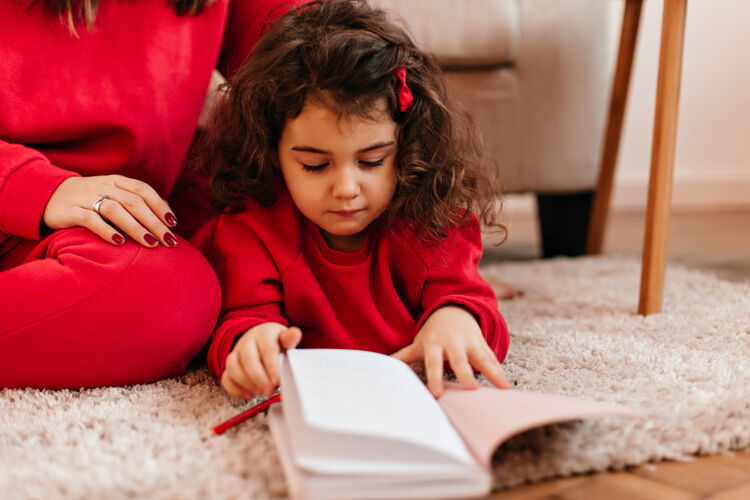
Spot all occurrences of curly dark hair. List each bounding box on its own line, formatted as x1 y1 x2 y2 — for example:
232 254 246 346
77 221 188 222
195 0 505 243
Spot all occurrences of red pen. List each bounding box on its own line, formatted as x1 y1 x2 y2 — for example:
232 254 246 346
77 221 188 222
211 392 282 435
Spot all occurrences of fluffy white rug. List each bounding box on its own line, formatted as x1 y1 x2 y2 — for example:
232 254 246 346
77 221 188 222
2 256 749 498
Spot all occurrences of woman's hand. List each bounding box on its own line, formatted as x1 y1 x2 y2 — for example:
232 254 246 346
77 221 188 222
43 175 179 247
221 322 302 399
392 305 510 398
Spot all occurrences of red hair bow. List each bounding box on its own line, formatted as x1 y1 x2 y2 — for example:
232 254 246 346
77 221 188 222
395 64 413 112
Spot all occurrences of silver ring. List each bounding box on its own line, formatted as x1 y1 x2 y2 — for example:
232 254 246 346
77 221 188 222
93 194 108 216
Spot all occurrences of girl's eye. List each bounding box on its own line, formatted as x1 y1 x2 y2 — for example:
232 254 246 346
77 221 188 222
302 163 329 172
359 159 385 168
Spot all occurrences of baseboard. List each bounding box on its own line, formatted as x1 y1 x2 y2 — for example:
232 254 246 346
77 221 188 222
613 167 750 213
504 168 750 215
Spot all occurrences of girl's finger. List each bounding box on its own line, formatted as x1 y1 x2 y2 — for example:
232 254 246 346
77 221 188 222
445 346 479 391
256 333 282 390
224 351 259 395
111 175 177 227
279 326 302 351
237 338 274 397
221 371 254 400
470 347 511 389
72 207 126 245
423 344 445 398
93 194 165 248
104 187 177 248
391 342 420 364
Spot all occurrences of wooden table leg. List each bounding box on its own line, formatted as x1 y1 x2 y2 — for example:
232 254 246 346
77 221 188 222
587 0 643 255
638 0 688 315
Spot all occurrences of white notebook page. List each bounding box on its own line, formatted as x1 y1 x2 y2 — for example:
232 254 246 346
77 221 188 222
286 349 474 465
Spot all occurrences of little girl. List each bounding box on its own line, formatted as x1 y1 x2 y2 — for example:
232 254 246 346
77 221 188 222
195 0 511 399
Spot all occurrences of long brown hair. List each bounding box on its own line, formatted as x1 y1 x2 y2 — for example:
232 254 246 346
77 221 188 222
196 0 505 243
36 0 212 36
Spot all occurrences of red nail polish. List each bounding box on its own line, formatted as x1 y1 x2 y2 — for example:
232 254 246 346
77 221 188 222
112 234 125 245
164 232 178 247
165 212 178 226
144 233 158 246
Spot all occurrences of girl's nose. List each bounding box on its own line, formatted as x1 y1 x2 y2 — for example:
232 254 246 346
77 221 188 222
331 166 360 199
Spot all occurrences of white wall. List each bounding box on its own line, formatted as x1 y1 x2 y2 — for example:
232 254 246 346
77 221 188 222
610 0 750 212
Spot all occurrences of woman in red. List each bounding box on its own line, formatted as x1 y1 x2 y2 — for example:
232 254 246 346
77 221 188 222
0 0 293 389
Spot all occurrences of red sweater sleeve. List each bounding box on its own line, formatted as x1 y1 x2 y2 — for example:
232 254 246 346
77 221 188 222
200 214 289 379
415 216 510 362
0 140 79 239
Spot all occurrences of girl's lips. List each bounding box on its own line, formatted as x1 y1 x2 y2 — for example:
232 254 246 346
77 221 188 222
330 209 363 217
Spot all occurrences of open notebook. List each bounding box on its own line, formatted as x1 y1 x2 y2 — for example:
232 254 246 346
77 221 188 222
267 349 639 500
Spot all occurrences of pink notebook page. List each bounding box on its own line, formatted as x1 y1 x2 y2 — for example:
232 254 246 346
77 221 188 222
437 384 641 468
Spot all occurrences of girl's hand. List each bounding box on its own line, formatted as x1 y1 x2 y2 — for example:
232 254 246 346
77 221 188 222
43 175 179 248
392 305 510 398
221 322 302 399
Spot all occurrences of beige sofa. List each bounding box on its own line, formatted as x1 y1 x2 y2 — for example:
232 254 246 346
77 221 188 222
374 0 614 256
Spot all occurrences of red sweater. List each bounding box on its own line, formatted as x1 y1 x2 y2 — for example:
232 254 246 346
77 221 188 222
0 0 291 242
197 190 510 379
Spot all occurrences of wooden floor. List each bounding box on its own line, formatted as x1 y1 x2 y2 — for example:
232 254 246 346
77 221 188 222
482 208 750 499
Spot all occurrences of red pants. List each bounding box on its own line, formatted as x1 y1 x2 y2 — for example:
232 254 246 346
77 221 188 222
0 228 221 389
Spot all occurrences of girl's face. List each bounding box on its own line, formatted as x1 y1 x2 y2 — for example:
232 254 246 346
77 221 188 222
277 98 398 252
